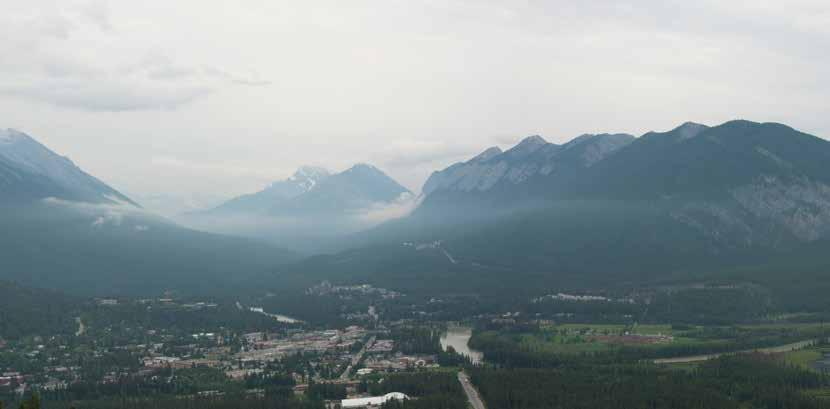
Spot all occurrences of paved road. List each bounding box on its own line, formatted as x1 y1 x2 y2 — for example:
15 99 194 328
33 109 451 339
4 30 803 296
654 339 817 364
75 317 85 336
458 371 486 409
340 336 376 380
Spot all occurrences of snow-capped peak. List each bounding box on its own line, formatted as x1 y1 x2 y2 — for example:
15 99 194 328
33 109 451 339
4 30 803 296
289 166 330 181
285 166 331 192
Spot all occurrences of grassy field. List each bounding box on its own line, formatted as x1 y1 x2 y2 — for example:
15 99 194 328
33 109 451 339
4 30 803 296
784 345 830 370
517 323 709 354
737 322 830 330
518 333 614 354
500 322 830 357
554 323 675 335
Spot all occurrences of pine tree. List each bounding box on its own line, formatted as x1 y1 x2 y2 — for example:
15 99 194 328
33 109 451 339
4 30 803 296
18 394 40 409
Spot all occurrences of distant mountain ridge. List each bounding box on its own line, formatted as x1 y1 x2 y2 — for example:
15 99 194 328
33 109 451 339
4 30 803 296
0 129 298 296
0 128 136 206
185 163 412 252
270 163 410 217
423 132 634 196
204 163 410 218
205 166 331 215
282 120 830 299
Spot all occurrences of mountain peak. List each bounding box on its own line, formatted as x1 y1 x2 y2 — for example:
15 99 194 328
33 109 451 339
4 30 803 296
283 166 330 192
0 128 27 143
289 166 330 181
563 133 635 150
518 135 547 147
346 163 383 174
0 129 43 151
672 121 709 140
0 128 136 206
505 135 548 157
471 147 503 162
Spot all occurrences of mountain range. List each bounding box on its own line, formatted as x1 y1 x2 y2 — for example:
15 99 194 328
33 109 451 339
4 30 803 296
280 120 830 305
4 120 830 306
204 163 409 218
0 129 298 295
204 166 332 215
182 163 412 252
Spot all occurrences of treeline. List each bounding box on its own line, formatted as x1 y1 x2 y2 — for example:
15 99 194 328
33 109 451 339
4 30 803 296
361 372 466 409
646 288 772 325
306 381 346 400
525 287 776 326
0 281 79 340
38 367 241 402
470 324 830 366
470 354 830 409
35 395 324 409
258 292 351 328
82 301 293 340
525 298 641 323
390 327 441 355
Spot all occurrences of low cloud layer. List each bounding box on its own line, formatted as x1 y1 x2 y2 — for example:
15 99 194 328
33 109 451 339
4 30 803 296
43 196 157 231
177 194 420 252
356 193 421 225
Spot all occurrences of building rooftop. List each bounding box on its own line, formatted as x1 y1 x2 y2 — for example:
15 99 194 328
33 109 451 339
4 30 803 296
341 392 408 408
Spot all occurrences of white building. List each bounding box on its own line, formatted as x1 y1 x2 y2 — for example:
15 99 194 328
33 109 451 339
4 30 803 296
341 392 409 408
356 368 374 376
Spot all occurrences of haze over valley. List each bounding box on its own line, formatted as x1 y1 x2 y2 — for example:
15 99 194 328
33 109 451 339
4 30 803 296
3 2 830 409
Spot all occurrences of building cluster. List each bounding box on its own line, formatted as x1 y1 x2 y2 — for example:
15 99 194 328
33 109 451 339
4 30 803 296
306 281 401 299
236 326 368 364
532 292 636 304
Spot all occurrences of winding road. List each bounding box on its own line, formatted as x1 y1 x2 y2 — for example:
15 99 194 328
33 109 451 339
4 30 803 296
654 339 817 364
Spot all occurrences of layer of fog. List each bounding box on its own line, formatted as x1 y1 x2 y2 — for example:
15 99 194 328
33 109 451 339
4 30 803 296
175 193 421 253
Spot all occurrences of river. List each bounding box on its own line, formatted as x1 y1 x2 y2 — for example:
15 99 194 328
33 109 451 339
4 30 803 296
249 307 302 324
440 325 483 365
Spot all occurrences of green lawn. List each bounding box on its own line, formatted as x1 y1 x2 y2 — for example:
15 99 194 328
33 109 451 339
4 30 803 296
494 322 830 358
784 346 830 370
518 333 615 354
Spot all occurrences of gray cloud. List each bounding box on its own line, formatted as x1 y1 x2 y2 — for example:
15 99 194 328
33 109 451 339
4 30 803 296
1 0 829 212
0 2 270 112
42 196 155 230
0 80 212 112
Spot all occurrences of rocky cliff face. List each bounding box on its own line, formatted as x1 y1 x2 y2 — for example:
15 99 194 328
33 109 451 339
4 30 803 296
422 133 634 196
732 176 830 242
667 175 830 247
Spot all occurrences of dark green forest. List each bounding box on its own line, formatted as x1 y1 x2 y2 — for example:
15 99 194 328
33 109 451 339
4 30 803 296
470 354 830 409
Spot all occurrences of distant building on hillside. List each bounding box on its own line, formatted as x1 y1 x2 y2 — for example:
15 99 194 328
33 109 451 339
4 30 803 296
341 392 408 408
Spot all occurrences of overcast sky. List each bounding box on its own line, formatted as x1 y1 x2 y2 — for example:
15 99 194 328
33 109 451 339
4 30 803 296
1 0 828 212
